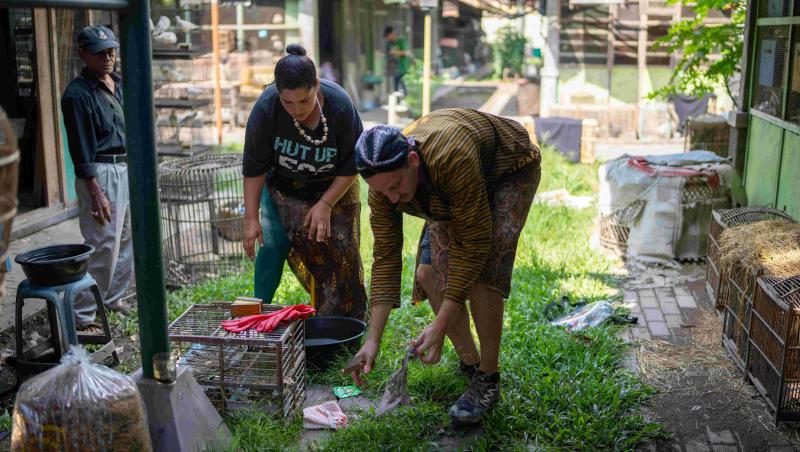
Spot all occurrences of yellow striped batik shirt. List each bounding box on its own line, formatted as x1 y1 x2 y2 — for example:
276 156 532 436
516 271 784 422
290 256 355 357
368 108 541 309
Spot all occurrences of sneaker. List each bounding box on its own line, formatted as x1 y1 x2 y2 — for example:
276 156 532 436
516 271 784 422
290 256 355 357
449 371 500 424
458 360 480 380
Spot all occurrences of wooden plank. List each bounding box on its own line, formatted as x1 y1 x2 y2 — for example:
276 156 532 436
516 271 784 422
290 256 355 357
744 115 783 207
637 0 648 102
776 131 800 220
33 8 62 207
49 9 68 207
607 4 616 100
670 1 682 69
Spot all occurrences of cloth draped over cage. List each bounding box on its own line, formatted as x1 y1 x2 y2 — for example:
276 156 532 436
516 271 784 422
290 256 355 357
221 304 315 333
598 151 733 264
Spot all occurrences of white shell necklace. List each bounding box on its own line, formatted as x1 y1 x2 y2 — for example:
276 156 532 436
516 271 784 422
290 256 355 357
292 98 328 146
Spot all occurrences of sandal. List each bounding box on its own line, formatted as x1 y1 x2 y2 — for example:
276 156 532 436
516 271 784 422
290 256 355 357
107 300 133 316
76 322 103 335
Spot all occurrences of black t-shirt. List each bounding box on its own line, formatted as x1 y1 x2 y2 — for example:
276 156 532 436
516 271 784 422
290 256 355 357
242 79 363 187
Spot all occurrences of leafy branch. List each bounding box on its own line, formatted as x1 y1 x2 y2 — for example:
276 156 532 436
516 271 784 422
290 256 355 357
648 0 746 108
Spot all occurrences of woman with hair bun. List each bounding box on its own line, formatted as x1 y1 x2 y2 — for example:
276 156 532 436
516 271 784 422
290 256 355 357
242 44 366 320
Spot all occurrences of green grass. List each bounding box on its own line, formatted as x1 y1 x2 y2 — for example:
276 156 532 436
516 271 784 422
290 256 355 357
123 147 662 449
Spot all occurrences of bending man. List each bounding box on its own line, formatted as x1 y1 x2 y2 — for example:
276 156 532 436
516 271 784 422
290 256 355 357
351 108 541 424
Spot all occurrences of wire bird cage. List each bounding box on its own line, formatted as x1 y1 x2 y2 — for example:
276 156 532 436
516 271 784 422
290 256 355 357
684 114 730 158
155 107 214 155
0 108 21 296
150 6 212 55
707 207 795 307
747 276 800 424
168 303 306 417
159 154 245 287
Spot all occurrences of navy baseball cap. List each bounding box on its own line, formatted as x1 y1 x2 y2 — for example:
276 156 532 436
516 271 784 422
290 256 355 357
77 26 119 53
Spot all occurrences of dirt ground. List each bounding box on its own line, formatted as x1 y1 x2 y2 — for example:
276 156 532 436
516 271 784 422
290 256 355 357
636 306 800 450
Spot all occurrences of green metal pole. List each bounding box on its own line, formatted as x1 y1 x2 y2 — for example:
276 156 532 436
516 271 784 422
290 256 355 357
119 0 170 379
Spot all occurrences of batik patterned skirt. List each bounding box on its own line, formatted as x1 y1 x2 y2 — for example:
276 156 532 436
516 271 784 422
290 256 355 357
413 163 541 302
269 185 367 320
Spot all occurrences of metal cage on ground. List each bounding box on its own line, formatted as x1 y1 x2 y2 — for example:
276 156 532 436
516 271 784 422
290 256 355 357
168 302 306 417
158 153 245 287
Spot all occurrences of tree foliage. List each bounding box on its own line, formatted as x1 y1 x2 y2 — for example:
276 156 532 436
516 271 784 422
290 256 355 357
493 26 527 79
649 0 746 107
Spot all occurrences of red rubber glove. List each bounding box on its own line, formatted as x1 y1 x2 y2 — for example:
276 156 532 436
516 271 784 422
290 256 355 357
222 304 316 334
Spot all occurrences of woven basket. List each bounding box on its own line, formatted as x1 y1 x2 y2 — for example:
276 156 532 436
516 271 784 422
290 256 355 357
599 200 645 255
0 107 20 296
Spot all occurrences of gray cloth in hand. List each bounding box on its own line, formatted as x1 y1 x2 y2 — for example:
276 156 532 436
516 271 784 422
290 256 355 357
376 348 416 416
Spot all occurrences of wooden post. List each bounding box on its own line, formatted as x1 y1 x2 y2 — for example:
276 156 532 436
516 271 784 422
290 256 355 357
637 0 648 102
33 8 62 206
606 4 617 103
670 1 682 70
212 0 223 145
48 9 68 204
637 0 649 137
540 0 560 117
422 11 432 116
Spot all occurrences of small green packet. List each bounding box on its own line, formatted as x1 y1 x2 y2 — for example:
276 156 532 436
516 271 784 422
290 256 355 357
333 385 362 399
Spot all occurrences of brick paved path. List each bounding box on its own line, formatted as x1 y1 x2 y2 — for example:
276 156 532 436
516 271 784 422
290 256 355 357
621 272 799 451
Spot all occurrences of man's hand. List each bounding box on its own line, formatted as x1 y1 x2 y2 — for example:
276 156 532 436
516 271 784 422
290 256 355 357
304 199 332 242
348 339 380 387
85 178 112 226
243 216 263 259
411 321 446 365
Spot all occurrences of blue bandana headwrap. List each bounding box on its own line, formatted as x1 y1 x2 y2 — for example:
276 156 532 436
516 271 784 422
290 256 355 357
355 124 411 178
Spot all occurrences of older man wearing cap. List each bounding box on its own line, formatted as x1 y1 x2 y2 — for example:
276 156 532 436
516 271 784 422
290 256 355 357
349 108 541 424
61 25 133 333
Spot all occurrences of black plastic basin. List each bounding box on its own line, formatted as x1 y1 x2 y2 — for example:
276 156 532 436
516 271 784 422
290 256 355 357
305 316 366 371
15 244 94 287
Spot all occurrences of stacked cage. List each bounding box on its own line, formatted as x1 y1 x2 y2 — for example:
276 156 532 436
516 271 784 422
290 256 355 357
719 217 798 374
159 154 244 287
150 6 212 56
747 276 800 423
152 5 215 159
168 303 306 417
707 207 795 305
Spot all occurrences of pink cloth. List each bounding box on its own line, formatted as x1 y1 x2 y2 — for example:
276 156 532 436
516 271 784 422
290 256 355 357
303 401 348 430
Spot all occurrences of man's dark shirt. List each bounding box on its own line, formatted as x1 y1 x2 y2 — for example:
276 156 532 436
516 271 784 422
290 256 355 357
61 68 125 179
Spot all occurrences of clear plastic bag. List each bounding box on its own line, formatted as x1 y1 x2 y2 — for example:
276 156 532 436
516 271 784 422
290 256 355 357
550 300 615 332
11 346 151 452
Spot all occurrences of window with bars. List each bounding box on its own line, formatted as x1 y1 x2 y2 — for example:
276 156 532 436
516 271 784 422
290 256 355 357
788 28 800 124
751 25 790 117
759 0 790 17
749 0 800 125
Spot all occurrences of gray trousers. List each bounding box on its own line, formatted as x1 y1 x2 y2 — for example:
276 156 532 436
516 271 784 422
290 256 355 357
74 163 133 325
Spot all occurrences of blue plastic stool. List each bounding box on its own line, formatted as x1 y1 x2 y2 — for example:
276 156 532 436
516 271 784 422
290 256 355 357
14 274 118 382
